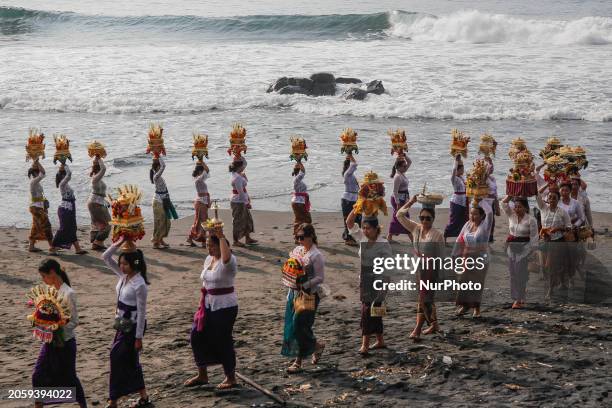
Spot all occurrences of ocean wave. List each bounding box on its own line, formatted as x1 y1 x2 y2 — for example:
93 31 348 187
0 6 397 39
1 6 611 45
1 95 610 122
388 9 612 45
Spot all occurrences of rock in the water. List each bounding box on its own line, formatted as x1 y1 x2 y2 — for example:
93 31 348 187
311 82 336 96
267 77 313 93
278 85 310 95
267 73 382 98
336 77 362 84
267 77 288 93
310 72 335 83
365 80 385 95
310 72 336 96
343 87 368 100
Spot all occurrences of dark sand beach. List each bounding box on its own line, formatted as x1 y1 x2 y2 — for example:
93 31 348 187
1 209 611 407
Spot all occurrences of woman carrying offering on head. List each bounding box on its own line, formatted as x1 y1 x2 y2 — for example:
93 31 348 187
291 162 312 243
387 156 412 242
444 155 468 245
537 184 572 301
101 237 151 408
341 154 361 246
185 225 238 389
88 156 111 251
453 199 494 318
151 157 178 249
397 195 444 339
187 161 210 247
346 209 391 354
229 157 257 247
501 195 538 309
52 163 86 255
28 160 56 254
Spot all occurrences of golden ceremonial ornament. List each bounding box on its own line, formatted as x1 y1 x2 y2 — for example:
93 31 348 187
192 132 209 162
87 140 107 159
26 285 71 343
53 134 72 165
26 128 45 162
450 129 469 157
108 184 145 252
146 123 166 158
290 136 308 162
353 170 388 217
340 128 358 155
202 200 224 231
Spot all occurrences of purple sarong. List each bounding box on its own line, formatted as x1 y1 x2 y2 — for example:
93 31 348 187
109 329 145 400
52 200 78 249
444 201 468 238
388 196 410 235
32 338 87 406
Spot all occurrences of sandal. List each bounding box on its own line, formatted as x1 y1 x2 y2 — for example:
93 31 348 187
287 363 303 374
92 244 107 251
184 375 209 387
28 247 42 253
216 382 238 390
312 343 325 364
129 397 152 408
369 343 387 350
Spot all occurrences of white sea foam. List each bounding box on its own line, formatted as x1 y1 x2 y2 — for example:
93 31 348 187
388 10 612 45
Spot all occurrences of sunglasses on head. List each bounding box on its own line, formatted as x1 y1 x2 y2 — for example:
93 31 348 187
419 215 433 221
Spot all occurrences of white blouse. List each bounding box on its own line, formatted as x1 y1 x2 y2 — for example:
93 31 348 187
291 170 307 204
574 193 593 227
30 169 46 208
200 254 238 311
153 157 169 203
58 283 78 341
59 165 75 211
536 195 572 241
450 177 467 207
290 245 325 292
450 158 467 207
501 201 539 261
392 172 409 203
348 224 392 265
194 170 210 205
88 159 107 206
342 162 359 202
558 198 585 227
103 243 148 339
452 200 494 258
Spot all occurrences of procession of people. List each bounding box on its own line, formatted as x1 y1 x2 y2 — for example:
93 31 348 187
22 125 596 407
